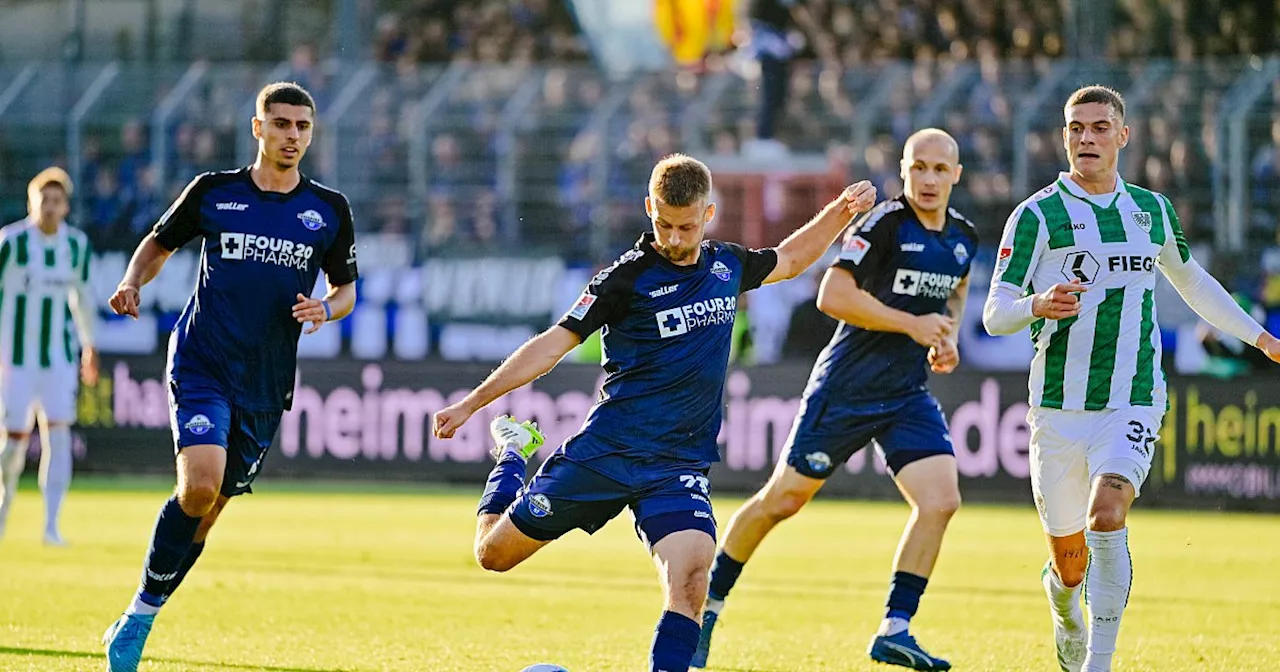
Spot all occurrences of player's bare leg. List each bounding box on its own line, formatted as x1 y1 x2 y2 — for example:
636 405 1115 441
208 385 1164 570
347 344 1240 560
473 415 550 572
867 454 958 670
0 429 29 540
651 528 716 672
474 513 550 572
38 417 74 546
1080 473 1136 672
720 460 825 564
105 444 226 672
693 461 823 667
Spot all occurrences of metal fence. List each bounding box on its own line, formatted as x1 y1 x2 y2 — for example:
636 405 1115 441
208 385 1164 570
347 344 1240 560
0 58 1276 266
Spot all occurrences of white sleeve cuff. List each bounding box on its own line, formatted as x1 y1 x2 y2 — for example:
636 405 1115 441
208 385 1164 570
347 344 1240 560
983 283 1037 336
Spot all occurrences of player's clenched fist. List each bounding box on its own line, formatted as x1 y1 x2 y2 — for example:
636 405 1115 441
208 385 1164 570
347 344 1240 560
842 181 878 216
109 284 141 319
928 339 959 374
433 403 473 439
907 313 953 348
1032 283 1087 320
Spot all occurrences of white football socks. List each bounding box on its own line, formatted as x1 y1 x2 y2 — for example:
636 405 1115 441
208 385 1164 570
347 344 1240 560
40 425 72 539
1084 528 1131 672
1043 561 1084 627
0 435 27 534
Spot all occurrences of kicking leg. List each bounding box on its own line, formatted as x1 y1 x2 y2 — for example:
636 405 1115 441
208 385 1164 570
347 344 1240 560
38 419 74 545
1082 473 1136 672
652 528 716 672
474 415 551 572
868 454 959 670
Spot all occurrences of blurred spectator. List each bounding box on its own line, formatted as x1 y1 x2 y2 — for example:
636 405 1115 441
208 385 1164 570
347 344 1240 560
380 0 587 64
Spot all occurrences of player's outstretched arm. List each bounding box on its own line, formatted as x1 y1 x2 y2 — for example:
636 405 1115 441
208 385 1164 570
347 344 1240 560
816 267 953 347
108 233 174 319
763 181 877 285
1153 196 1279 360
433 326 582 439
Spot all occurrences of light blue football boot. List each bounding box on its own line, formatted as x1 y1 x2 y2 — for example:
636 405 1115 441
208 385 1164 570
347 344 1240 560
103 612 155 672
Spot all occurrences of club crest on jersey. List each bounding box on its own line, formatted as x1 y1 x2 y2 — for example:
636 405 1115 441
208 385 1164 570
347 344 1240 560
1130 211 1153 233
804 451 832 473
711 260 732 281
528 493 553 518
954 243 969 264
297 209 326 231
185 414 214 436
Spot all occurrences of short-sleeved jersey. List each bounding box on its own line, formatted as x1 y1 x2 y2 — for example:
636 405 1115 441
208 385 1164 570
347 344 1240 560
557 232 777 473
807 196 977 401
993 173 1188 411
155 168 358 411
0 219 92 371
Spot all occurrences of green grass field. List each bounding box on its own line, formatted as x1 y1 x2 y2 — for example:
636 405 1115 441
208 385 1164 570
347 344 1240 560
0 477 1277 672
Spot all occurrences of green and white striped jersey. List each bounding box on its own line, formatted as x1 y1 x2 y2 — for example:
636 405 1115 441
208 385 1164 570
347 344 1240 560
0 219 93 371
993 173 1191 411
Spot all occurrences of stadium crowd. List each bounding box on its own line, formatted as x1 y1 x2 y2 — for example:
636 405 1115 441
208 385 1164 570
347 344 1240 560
7 0 1277 368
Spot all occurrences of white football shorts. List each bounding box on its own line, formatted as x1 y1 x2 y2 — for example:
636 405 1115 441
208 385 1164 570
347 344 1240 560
1026 405 1163 536
0 365 79 430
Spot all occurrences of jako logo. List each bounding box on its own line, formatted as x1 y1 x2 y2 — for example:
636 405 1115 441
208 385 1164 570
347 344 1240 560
216 202 248 211
221 232 314 270
655 295 737 338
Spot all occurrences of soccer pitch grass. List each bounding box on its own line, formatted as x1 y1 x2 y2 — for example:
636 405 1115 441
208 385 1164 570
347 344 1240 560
1 478 1277 671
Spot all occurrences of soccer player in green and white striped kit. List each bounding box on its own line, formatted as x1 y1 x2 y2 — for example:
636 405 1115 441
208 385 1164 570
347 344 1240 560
984 86 1280 671
0 167 99 545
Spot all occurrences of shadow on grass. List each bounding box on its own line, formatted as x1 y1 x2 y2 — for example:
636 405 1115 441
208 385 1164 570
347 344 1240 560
0 646 353 672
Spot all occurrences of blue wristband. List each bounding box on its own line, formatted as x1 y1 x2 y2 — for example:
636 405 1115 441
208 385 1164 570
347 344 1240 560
321 300 332 321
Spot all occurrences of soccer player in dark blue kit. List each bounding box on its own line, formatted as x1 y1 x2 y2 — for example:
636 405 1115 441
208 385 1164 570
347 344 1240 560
101 82 359 672
693 130 975 671
432 154 877 672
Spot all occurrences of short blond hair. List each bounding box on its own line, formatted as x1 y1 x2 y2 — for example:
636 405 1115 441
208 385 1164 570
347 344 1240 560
28 166 73 207
649 154 712 207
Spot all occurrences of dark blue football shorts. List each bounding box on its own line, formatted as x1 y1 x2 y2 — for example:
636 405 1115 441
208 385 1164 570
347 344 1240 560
784 390 954 479
168 377 283 498
508 447 717 549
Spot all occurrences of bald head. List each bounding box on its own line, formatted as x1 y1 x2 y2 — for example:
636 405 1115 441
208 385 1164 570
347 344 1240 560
903 128 960 163
900 128 962 217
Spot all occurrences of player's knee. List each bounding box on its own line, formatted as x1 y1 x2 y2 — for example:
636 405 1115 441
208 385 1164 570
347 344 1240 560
1087 504 1127 532
474 543 518 573
915 488 962 521
760 487 809 522
176 483 219 517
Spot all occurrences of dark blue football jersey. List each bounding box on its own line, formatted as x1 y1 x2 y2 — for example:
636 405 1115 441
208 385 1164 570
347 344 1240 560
153 168 359 411
557 232 777 470
807 195 977 401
